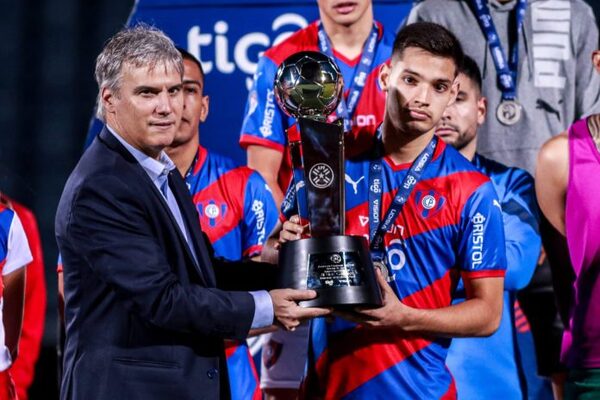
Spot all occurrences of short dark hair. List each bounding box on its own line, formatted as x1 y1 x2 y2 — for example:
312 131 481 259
176 47 205 80
393 22 464 74
458 55 482 93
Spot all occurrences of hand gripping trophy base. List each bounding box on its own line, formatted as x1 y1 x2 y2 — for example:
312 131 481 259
278 235 383 309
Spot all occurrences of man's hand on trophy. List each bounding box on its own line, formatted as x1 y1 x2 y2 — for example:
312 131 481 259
276 215 309 248
269 289 331 331
334 268 413 329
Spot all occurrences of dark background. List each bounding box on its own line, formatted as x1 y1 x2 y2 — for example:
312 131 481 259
1 1 599 399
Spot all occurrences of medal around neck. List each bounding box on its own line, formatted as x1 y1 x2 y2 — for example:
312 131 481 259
274 51 382 309
497 99 522 126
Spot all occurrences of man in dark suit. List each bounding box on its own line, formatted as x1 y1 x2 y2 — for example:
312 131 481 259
55 25 328 400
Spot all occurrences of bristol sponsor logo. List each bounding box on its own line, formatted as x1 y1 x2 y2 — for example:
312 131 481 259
252 200 267 244
471 212 486 269
187 14 308 90
259 89 276 138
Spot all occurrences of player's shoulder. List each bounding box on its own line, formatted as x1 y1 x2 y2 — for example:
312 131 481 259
538 131 569 169
436 144 493 200
263 21 319 66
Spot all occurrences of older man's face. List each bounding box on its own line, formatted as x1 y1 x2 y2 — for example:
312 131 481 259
104 62 183 158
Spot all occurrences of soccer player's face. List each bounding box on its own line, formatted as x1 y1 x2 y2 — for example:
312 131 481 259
173 58 208 146
317 0 372 27
103 63 183 157
436 73 486 151
380 47 458 136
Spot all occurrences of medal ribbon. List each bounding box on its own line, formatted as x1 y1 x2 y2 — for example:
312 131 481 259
368 130 437 262
470 0 526 101
317 22 380 131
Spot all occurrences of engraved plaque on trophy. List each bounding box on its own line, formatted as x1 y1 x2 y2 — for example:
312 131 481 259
274 51 382 308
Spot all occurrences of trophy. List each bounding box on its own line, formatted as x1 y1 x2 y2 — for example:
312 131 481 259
274 51 382 309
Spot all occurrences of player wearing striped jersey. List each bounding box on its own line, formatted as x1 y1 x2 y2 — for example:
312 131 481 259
166 48 278 400
0 204 32 400
436 56 546 399
239 0 394 206
275 23 506 399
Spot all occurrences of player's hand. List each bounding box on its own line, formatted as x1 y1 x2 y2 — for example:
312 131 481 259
277 215 309 248
335 268 413 329
270 288 331 331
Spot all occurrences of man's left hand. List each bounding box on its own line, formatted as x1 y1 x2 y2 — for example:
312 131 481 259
335 268 414 329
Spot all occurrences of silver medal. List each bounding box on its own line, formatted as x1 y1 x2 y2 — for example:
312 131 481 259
496 100 522 126
373 260 391 282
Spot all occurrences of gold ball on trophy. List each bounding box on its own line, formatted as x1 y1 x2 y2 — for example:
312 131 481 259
274 51 344 119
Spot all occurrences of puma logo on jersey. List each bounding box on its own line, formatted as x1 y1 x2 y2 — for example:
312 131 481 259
345 174 365 194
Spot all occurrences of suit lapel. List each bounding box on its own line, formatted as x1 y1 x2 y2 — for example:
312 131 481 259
169 170 217 287
98 128 211 286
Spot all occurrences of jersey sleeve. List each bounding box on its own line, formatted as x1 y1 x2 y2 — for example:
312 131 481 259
456 181 507 279
3 213 33 276
500 169 541 290
239 56 289 153
241 171 279 258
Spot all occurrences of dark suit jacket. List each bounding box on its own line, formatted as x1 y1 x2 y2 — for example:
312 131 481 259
55 128 276 400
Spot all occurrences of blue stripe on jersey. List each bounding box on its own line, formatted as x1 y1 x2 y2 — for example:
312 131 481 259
228 345 258 400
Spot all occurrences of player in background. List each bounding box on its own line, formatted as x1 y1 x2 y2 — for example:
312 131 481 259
0 200 33 399
239 0 394 206
165 48 279 400
275 22 506 399
536 45 600 400
406 2 600 394
435 55 547 399
0 196 46 400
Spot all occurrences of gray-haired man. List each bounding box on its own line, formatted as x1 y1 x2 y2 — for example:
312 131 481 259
55 25 329 400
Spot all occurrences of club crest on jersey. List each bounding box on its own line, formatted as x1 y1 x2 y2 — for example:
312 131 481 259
263 339 283 369
198 201 227 228
414 189 445 218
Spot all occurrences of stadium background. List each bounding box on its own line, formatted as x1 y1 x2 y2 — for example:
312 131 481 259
1 0 599 398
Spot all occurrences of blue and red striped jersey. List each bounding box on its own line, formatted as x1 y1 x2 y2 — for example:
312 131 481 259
284 140 507 399
187 145 278 261
186 145 277 400
239 20 394 192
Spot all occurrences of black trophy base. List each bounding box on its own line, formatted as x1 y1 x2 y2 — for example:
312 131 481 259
278 235 383 308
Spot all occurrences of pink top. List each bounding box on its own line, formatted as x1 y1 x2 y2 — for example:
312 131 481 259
564 117 600 368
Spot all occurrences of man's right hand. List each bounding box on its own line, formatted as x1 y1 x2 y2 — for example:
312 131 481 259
276 215 308 249
269 289 330 331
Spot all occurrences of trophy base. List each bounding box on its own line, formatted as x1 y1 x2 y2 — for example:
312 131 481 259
278 235 383 308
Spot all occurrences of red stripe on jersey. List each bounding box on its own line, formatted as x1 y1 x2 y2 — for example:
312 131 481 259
263 22 320 66
401 269 459 309
461 270 506 280
239 134 285 153
345 171 490 242
315 328 432 398
192 146 208 175
193 167 254 243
